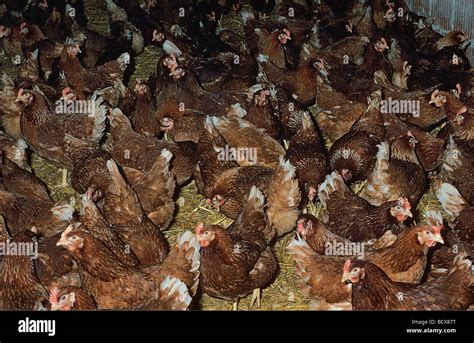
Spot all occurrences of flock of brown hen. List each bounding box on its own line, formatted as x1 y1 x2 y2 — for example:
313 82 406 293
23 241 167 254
0 0 472 311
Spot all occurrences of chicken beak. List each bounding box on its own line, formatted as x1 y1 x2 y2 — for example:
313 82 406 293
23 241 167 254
56 235 69 247
50 302 62 311
341 272 351 284
433 234 444 245
404 209 413 218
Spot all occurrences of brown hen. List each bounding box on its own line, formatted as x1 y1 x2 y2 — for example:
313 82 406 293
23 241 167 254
57 225 199 310
0 231 48 310
329 91 386 183
285 112 328 206
197 186 276 308
318 171 412 241
343 254 473 310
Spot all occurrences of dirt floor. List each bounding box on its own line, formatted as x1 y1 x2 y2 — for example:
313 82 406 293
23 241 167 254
0 0 447 311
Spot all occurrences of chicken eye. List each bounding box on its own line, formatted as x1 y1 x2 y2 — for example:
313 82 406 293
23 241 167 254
352 267 360 274
60 295 67 302
70 235 79 241
424 230 430 235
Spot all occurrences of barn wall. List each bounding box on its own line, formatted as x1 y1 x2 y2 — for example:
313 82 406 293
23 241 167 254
406 0 474 63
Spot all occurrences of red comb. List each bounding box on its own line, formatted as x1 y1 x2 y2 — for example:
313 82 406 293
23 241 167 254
62 87 71 96
296 219 306 235
195 223 205 235
49 287 59 305
456 106 468 116
399 198 411 210
343 259 351 273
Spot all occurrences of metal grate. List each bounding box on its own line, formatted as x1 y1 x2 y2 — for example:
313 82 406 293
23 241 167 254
406 0 474 63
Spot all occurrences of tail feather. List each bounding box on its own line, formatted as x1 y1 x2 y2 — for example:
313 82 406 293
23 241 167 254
116 52 130 72
436 253 473 309
267 157 300 236
51 203 74 221
87 94 107 142
163 40 183 56
132 149 176 230
244 186 274 243
300 111 314 132
317 171 348 210
157 276 192 310
375 142 389 162
106 0 128 21
373 70 395 90
286 234 317 294
434 181 466 217
154 231 201 296
108 108 132 130
424 210 443 227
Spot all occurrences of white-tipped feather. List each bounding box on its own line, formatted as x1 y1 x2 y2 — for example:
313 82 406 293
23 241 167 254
79 192 92 216
15 138 28 151
240 9 254 24
2 72 14 88
163 40 183 56
106 159 117 174
441 136 462 172
106 0 128 21
89 94 107 142
51 203 74 221
267 157 300 236
160 148 173 164
248 185 265 206
301 112 313 131
203 116 216 134
117 52 130 71
227 103 247 118
287 233 308 248
435 182 466 217
376 142 390 161
176 230 201 273
159 276 192 309
257 54 269 63
31 48 39 60
278 156 296 181
424 210 443 226
246 84 264 99
318 171 343 209
209 116 221 128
